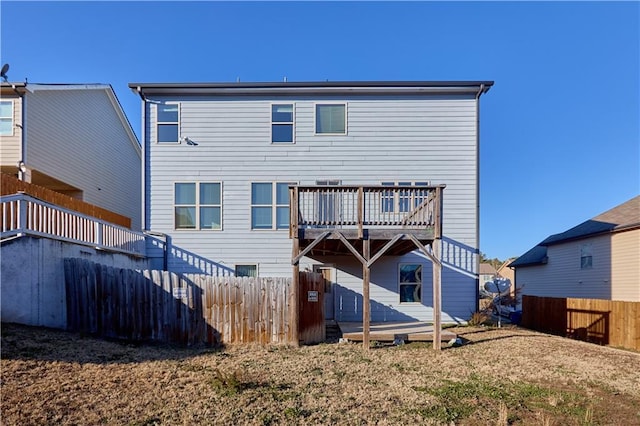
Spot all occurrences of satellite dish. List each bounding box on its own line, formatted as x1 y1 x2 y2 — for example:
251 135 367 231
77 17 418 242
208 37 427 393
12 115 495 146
0 63 9 81
484 277 511 294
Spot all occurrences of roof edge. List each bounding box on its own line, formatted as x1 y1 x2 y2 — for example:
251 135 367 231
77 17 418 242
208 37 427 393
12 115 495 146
128 80 494 96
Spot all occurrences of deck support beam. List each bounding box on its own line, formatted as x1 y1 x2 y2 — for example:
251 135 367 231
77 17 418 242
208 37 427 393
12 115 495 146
432 237 442 350
362 237 371 350
291 237 300 346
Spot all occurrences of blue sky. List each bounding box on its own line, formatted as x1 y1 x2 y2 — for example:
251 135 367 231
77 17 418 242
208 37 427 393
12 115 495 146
2 1 638 260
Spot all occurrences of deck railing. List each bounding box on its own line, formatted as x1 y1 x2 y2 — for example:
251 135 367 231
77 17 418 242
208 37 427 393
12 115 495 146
1 193 145 256
290 185 443 237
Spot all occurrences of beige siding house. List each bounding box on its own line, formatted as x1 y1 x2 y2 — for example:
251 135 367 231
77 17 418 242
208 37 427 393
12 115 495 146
0 82 141 229
512 196 640 302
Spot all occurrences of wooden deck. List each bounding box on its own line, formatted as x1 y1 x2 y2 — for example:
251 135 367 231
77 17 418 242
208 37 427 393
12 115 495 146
338 321 456 343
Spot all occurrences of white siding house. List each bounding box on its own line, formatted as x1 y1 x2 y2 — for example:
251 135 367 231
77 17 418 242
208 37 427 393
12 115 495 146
512 196 640 302
0 83 141 229
130 81 493 323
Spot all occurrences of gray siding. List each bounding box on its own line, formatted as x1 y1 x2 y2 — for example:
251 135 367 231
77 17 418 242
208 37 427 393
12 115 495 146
25 88 141 229
145 94 479 322
0 94 22 166
518 235 614 300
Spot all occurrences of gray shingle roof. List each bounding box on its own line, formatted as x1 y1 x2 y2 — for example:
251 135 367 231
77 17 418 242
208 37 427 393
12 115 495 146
511 196 640 268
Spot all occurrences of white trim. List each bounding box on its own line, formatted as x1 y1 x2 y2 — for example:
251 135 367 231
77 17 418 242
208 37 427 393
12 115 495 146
314 102 347 135
156 102 181 144
0 99 15 137
173 181 223 231
270 102 295 144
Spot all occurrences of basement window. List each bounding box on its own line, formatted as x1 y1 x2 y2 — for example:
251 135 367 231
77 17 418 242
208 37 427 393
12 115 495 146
236 264 258 277
399 264 422 303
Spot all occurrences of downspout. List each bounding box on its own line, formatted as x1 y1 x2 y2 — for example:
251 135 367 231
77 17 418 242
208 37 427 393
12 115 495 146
12 83 26 181
136 86 147 232
475 83 485 313
136 87 169 271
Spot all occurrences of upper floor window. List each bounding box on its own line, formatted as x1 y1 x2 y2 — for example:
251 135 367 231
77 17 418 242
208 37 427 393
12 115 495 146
315 103 346 135
174 182 222 230
157 103 179 143
251 182 295 230
0 100 14 136
580 244 593 269
381 181 430 213
272 104 294 143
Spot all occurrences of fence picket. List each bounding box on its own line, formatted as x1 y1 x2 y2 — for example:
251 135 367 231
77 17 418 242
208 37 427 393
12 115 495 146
523 295 640 351
62 258 324 346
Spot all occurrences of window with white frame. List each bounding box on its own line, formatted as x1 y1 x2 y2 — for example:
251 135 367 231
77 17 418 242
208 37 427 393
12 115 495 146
399 264 422 303
272 104 294 143
157 103 179 143
316 180 341 224
0 100 13 136
315 103 346 134
580 244 593 269
251 182 295 230
236 264 258 277
174 182 222 230
381 181 430 213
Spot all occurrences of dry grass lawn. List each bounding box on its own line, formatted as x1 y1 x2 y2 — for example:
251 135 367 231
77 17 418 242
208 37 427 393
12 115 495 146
1 323 639 425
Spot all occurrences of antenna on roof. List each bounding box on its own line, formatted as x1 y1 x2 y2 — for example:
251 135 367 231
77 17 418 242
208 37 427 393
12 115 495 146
284 76 287 82
236 77 240 83
0 64 9 82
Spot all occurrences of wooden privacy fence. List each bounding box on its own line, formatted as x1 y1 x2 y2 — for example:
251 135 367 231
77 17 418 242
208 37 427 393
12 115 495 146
64 258 324 346
522 295 640 351
1 173 131 228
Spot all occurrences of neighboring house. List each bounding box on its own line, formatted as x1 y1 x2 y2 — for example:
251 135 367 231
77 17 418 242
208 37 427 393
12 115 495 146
479 263 498 290
511 196 640 302
130 80 493 323
0 82 141 229
496 259 515 284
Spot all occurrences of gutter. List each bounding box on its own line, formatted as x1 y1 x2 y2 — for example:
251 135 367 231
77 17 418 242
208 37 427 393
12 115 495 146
135 86 148 232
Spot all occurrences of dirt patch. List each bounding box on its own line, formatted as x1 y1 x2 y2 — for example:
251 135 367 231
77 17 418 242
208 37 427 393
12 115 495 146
2 323 639 425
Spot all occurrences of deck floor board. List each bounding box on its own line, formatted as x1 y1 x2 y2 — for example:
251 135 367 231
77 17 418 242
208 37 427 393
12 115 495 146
337 321 456 342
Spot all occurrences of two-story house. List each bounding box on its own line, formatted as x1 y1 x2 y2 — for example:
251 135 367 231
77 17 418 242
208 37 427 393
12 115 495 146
129 80 493 324
0 82 141 229
511 196 639 302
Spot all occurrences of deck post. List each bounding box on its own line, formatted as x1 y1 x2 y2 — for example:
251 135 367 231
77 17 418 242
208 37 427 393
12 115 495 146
357 187 364 239
291 237 300 346
432 238 442 350
362 237 370 350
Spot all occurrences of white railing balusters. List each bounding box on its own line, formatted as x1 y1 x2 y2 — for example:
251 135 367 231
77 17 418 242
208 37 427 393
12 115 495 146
1 193 145 256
